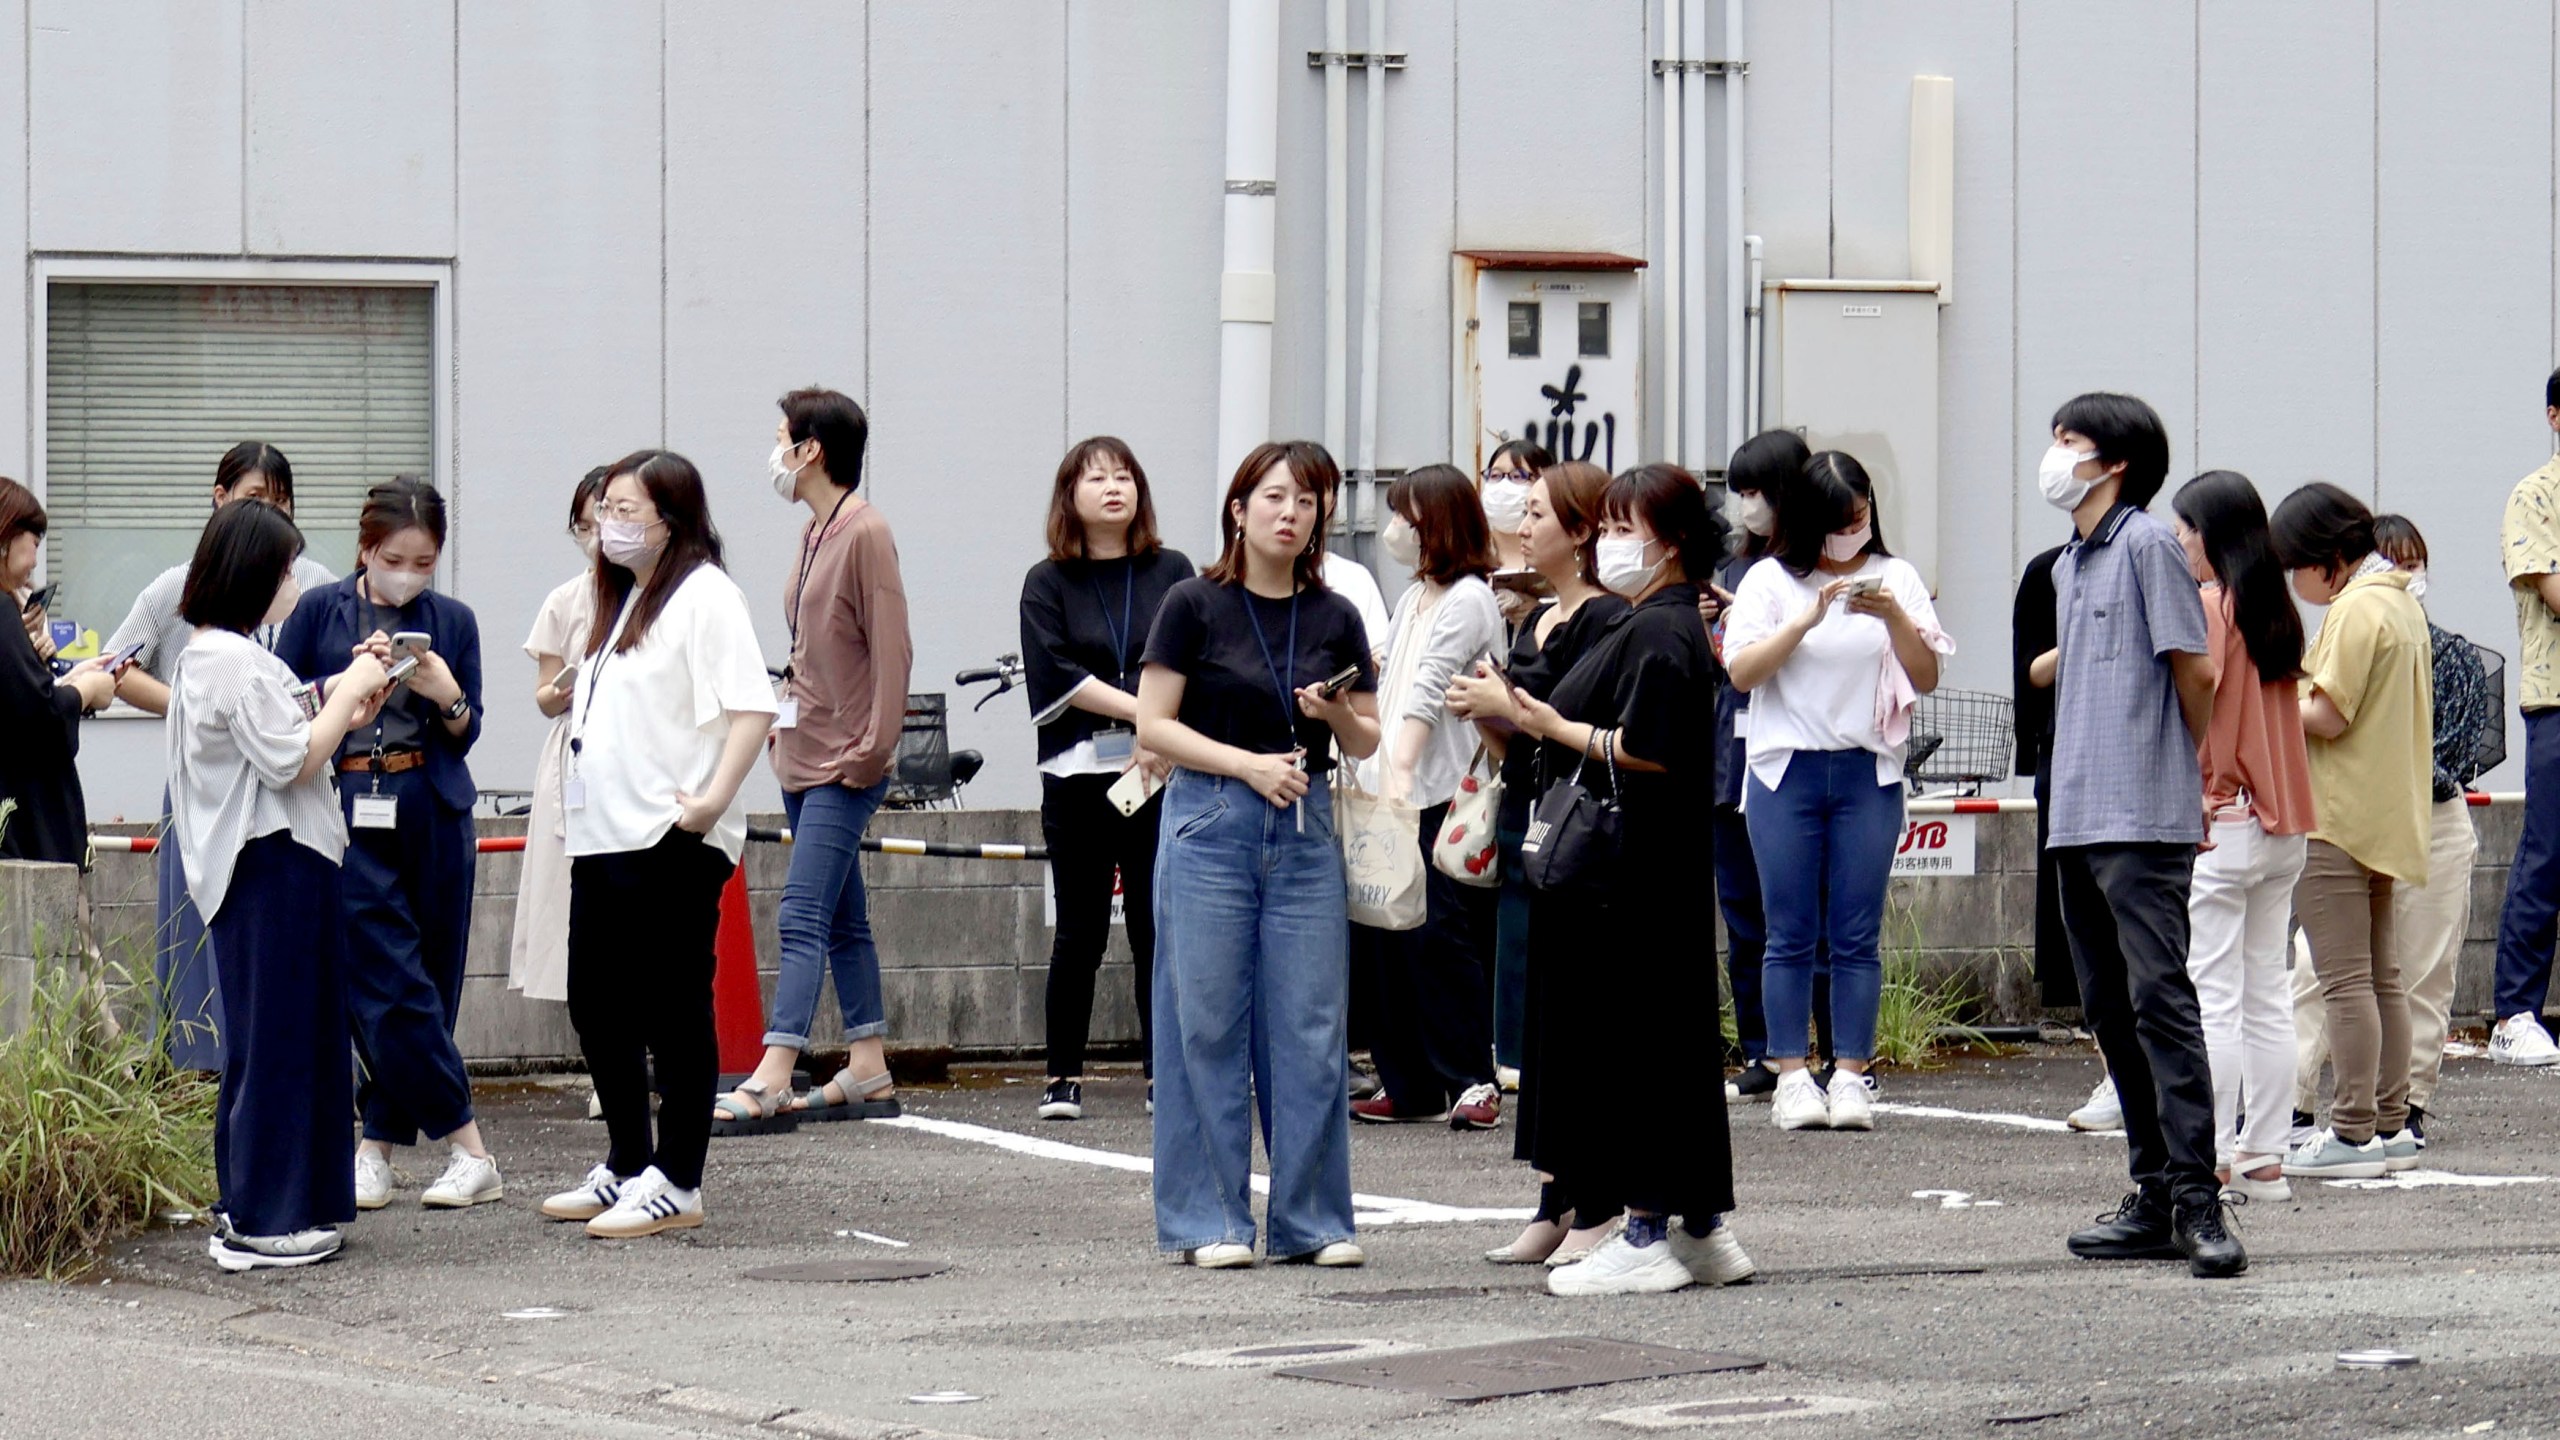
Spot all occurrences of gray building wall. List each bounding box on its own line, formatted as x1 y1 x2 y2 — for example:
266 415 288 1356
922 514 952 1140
4 1 2555 828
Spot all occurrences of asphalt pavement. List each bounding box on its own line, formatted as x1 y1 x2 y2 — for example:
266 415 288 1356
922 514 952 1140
5 1048 2559 1439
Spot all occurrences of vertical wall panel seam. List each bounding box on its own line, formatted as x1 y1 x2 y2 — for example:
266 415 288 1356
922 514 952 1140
2191 0 2200 473
863 0 872 431
658 0 668 445
238 0 249 255
1062 1 1070 449
2371 0 2381 500
1825 0 1834 276
2009 0 2019 574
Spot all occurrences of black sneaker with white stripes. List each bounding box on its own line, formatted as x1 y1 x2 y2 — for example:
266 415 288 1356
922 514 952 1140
1039 1078 1084 1121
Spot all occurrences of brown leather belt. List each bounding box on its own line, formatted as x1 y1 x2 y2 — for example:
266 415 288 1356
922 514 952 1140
339 749 428 775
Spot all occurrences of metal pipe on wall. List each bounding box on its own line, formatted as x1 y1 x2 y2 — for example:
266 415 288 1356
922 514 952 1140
1743 233 1765 434
1355 0 1387 490
1723 0 1749 460
1681 0 1709 470
1658 0 1682 466
1215 0 1281 498
1324 0 1349 465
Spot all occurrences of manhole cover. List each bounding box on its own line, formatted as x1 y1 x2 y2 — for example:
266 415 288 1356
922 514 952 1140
1171 1338 1418 1369
1603 1395 1881 1430
740 1259 949 1283
1320 1285 1515 1304
1277 1335 1764 1402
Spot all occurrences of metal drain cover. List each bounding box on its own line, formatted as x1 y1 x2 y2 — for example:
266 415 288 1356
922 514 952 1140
740 1259 949 1283
1277 1335 1764 1401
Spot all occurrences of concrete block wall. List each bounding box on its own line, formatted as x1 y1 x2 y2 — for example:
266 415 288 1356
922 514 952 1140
0 858 86 1037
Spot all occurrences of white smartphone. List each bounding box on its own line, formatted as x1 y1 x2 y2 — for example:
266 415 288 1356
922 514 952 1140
1838 576 1884 599
392 630 433 657
1106 765 1163 817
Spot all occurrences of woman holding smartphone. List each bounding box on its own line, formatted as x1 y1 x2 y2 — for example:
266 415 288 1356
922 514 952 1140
278 476 499 1212
169 499 394 1270
1137 439 1379 1268
507 467 608 1006
1018 437 1193 1120
0 478 118 866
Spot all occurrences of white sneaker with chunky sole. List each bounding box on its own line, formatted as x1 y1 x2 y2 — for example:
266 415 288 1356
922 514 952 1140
1548 1233 1696 1297
2067 1078 2124 1131
540 1164 625 1221
1669 1222 1756 1285
585 1166 701 1238
1183 1242 1256 1269
208 1227 342 1272
1772 1069 1830 1131
2490 1012 2560 1067
2280 1128 2387 1180
1826 1070 1875 1131
422 1149 504 1208
354 1150 394 1211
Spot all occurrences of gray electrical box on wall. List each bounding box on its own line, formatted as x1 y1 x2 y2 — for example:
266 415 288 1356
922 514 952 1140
1767 280 1942 588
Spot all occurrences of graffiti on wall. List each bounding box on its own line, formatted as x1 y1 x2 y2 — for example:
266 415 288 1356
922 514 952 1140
1529 363 1617 472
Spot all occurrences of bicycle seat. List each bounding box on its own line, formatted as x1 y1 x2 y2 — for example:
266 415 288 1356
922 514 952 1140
949 750 984 787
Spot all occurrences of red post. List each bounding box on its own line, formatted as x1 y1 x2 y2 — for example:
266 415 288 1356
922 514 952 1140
711 862 765 1074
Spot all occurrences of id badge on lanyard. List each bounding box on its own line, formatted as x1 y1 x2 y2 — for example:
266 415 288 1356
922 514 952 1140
352 746 398 828
775 673 800 731
1093 725 1135 764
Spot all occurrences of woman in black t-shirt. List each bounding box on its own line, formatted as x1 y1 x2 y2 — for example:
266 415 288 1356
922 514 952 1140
1136 440 1379 1270
1018 437 1194 1122
1449 464 1746 1298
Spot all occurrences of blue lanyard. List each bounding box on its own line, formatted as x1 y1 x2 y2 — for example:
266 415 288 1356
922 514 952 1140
1240 585 1300 750
1088 561 1136 689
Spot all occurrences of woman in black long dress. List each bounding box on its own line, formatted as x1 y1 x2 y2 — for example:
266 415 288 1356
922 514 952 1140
1450 462 1742 1297
0 478 117 865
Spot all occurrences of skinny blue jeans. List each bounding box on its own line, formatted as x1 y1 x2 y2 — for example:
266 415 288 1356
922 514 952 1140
1744 748 1903 1064
1150 769 1356 1258
767 779 892 1048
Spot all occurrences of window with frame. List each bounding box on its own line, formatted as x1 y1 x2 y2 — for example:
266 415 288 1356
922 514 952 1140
43 281 433 645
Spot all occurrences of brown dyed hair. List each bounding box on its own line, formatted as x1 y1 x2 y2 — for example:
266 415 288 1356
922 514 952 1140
1044 436 1163 562
357 474 447 556
0 477 47 546
1202 440 1336 590
1540 460 1612 581
587 450 727 657
1387 464 1494 585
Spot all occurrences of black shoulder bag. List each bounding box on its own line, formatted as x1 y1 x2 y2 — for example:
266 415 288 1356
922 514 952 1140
1518 727 1623 896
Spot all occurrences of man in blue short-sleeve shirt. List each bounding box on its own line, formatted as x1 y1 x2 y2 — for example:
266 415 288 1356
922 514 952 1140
2032 392 2237 1280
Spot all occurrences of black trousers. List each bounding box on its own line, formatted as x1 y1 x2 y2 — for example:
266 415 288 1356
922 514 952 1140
2054 841 2218 1205
1363 802 1498 1113
1039 772 1159 1078
2031 769 2080 1008
568 828 732 1192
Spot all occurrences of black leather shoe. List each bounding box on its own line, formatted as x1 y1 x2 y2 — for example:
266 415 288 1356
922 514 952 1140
2174 1194 2249 1278
2067 1191 2179 1260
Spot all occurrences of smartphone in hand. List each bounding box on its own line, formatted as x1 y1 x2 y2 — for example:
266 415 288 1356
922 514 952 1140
1317 663 1362 699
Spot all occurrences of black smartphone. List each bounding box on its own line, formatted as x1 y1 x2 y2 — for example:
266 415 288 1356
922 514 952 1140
1317 663 1361 698
385 654 421 685
22 583 58 615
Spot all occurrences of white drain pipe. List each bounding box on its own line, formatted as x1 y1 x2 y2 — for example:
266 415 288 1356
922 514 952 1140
1682 0 1709 470
1355 0 1388 490
1216 0 1281 499
1658 0 1682 466
1324 0 1349 465
1723 0 1749 459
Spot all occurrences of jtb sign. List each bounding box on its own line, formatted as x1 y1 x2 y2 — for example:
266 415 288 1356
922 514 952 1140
1890 814 1976 877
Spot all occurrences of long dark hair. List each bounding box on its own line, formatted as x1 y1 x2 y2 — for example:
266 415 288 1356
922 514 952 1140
2172 471 2304 681
587 449 725 657
1725 429 1810 560
1772 451 1891 576
1045 435 1162 562
1203 440 1333 590
1388 463 1495 585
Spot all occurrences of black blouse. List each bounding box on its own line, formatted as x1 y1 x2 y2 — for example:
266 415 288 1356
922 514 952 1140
1535 582 1720 831
1497 591 1630 831
1020 549 1194 763
1142 577 1375 770
0 613 88 867
2012 544 2064 778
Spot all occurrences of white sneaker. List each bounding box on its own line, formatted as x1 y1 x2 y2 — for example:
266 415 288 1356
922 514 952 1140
208 1227 342 1272
540 1163 626 1222
1307 1240 1365 1267
1667 1221 1756 1286
585 1166 701 1238
2489 1013 2560 1067
353 1150 394 1211
1826 1070 1874 1131
421 1149 505 1208
1547 1231 1696 1296
2067 1078 2123 1131
1184 1242 1256 1269
1772 1068 1830 1130
2222 1158 2292 1203
1495 1065 1521 1094
2280 1127 2387 1180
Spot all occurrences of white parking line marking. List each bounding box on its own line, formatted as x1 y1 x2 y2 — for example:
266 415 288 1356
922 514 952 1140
874 1113 1532 1225
2322 1169 2551 1191
1867 1104 2552 1190
1869 1101 2119 1136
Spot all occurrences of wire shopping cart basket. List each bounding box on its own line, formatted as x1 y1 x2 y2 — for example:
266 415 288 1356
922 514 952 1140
1904 687 2015 792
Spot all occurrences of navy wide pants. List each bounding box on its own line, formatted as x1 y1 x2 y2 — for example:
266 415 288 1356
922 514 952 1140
339 765 478 1146
210 834 356 1237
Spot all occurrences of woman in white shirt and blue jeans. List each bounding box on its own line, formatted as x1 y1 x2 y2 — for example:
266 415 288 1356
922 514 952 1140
1724 452 1952 1132
167 500 394 1271
540 450 779 1240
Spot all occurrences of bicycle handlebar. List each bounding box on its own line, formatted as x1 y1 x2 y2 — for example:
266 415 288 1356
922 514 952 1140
954 667 1006 686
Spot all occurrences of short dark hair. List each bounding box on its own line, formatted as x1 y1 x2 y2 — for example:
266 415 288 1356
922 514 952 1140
1601 463 1723 583
1204 440 1334 589
358 474 447 556
2051 392 2171 508
1388 464 1495 585
2545 367 2559 412
2268 481 2378 576
1772 450 1890 575
2371 512 2427 570
0 477 46 546
570 465 610 532
1725 429 1811 559
1485 438 1554 477
1045 436 1162 562
779 387 869 490
214 441 293 507
181 496 303 633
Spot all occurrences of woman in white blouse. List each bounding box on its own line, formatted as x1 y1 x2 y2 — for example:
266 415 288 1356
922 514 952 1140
539 450 777 1241
1724 451 1952 1133
506 466 606 1005
167 499 393 1271
1348 464 1509 1129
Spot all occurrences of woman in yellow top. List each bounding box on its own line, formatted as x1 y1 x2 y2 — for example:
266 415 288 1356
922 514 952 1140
2267 482 2432 1181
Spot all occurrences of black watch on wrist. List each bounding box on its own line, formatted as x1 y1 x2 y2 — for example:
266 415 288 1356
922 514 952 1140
444 695 471 721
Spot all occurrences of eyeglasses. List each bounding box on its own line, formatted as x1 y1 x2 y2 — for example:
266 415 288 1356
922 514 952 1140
598 500 660 522
1483 469 1535 485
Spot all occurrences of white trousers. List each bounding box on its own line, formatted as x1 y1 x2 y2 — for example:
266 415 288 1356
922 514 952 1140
2186 816 2307 1166
2295 797 2478 1114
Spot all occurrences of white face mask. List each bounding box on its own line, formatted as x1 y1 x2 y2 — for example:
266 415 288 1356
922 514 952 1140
1480 479 1531 531
365 565 428 607
1823 523 1872 564
263 575 302 627
600 517 664 569
769 440 809 500
1595 534 1661 597
2038 442 2099 511
1726 491 1775 537
1381 515 1422 570
2404 565 2428 602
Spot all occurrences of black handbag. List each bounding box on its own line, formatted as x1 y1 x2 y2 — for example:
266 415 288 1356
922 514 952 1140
1518 728 1622 896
